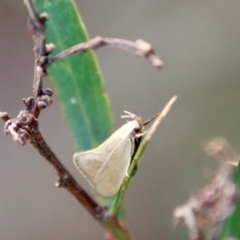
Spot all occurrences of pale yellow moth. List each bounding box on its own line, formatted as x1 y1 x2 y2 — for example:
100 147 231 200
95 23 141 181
73 111 143 198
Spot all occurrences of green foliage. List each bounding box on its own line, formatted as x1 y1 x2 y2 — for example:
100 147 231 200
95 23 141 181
35 0 113 150
219 166 240 239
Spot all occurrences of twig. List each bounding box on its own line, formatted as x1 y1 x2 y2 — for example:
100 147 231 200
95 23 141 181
25 0 53 118
0 111 132 239
110 96 177 217
24 0 112 220
1 0 166 239
0 113 104 216
47 36 163 68
0 0 139 239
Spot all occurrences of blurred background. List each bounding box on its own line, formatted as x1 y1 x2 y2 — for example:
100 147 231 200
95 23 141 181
1 0 240 239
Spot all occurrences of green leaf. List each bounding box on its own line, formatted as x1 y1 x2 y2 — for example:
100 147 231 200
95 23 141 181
34 0 113 150
218 166 240 239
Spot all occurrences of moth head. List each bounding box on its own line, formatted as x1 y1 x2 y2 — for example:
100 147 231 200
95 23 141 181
133 118 144 135
121 111 144 134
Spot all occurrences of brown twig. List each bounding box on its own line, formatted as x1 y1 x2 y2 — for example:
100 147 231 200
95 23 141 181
25 0 54 118
0 0 140 239
23 0 115 221
0 112 132 239
47 36 163 68
1 0 165 239
0 113 104 216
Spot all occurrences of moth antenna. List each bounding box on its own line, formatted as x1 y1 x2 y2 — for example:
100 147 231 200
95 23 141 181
144 95 177 126
122 110 160 127
121 110 136 119
143 112 160 126
121 111 143 132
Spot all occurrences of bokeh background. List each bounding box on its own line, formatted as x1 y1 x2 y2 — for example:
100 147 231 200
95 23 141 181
1 0 240 239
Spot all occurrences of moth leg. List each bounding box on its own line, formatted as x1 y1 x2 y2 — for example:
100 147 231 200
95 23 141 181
135 130 148 138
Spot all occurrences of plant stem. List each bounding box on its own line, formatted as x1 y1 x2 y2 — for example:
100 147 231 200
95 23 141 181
47 36 163 68
110 96 177 217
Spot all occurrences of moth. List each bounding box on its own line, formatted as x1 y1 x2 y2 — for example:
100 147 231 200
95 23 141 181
73 111 147 198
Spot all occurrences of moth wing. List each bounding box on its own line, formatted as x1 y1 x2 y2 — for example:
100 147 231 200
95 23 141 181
94 135 133 197
73 121 138 198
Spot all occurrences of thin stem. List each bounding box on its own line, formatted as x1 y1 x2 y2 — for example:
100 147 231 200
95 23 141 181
0 113 132 239
48 36 163 68
0 1 136 239
0 114 104 217
1 1 166 239
110 96 177 217
24 0 48 118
